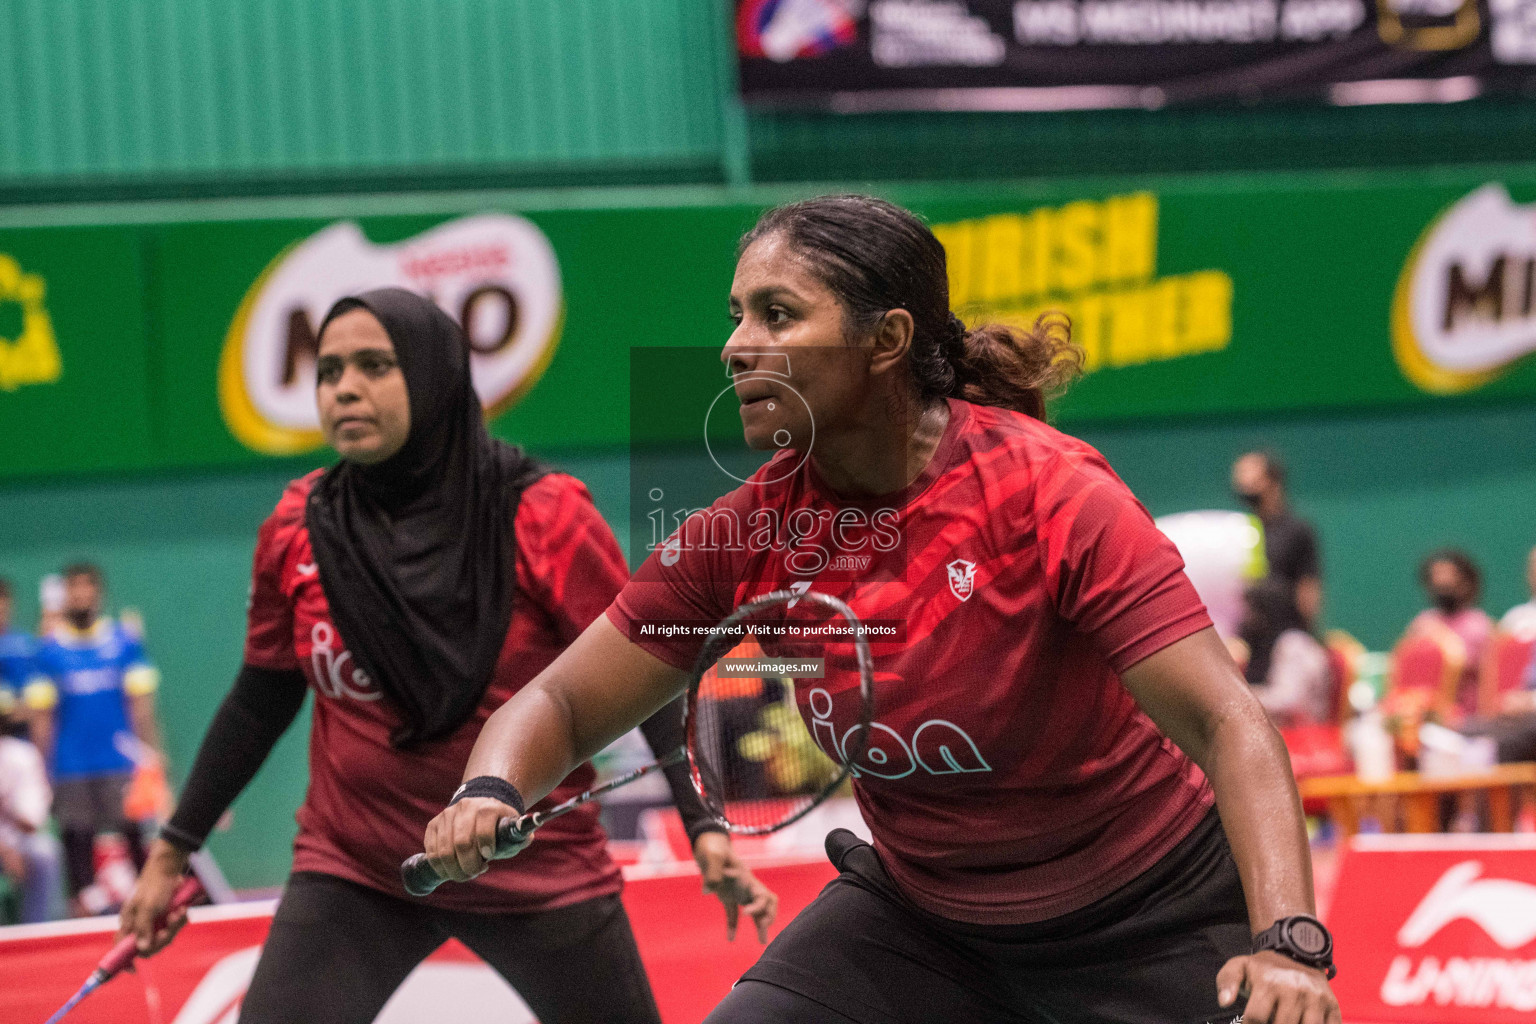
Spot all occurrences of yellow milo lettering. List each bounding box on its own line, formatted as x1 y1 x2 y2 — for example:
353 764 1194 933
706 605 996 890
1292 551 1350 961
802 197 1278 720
1107 287 1153 367
1050 201 1097 294
935 193 1230 375
1182 271 1234 354
0 254 63 392
1104 192 1158 284
981 213 1033 306
932 221 973 309
1072 294 1104 373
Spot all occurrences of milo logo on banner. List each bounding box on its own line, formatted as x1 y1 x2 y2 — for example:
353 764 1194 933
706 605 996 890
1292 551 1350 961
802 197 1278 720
220 214 563 455
1394 184 1536 395
933 193 1232 374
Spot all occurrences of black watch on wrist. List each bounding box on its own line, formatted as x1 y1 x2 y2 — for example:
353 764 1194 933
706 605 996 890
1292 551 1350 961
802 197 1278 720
1253 915 1336 979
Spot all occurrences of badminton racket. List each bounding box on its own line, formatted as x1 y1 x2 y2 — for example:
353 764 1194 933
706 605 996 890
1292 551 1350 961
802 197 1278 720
402 588 874 895
42 876 204 1024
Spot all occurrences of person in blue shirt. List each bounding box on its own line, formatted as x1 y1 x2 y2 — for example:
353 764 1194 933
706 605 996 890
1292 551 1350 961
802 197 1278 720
0 576 65 922
0 577 46 721
30 563 164 910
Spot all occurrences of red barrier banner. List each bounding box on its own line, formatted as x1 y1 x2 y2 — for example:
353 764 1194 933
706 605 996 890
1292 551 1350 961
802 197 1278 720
1327 834 1536 1022
0 860 837 1024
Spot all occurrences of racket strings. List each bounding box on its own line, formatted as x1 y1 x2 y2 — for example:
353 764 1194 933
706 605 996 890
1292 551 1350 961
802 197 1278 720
690 596 868 833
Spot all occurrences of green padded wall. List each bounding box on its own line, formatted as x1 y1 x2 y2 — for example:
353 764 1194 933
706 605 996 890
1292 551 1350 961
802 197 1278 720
0 0 729 199
747 101 1536 183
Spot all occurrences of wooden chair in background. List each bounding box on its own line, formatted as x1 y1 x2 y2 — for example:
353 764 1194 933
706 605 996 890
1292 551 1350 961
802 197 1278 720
1324 629 1365 724
1387 625 1466 739
1282 631 1365 818
1480 630 1536 717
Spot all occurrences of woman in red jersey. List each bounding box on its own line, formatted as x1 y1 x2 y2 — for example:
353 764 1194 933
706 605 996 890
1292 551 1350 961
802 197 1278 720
118 288 774 1024
425 198 1341 1024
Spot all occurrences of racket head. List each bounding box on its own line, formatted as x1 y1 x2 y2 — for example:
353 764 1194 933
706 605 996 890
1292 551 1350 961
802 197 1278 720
683 588 874 835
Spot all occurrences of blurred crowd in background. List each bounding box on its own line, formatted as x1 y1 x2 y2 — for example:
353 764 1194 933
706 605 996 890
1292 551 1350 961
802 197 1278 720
0 565 167 924
1220 450 1536 837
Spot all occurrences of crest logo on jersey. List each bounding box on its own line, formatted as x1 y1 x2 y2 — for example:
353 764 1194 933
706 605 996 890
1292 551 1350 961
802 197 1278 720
946 559 978 602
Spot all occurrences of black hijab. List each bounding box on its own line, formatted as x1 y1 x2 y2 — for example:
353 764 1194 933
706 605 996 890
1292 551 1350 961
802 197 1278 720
306 288 547 747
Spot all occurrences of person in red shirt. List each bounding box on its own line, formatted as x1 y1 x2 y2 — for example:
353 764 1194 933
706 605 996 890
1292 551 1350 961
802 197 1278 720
118 288 774 1024
425 197 1341 1024
1407 548 1494 721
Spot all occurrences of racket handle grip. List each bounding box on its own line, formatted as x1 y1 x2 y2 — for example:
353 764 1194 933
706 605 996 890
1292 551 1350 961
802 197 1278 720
400 817 531 897
99 876 204 978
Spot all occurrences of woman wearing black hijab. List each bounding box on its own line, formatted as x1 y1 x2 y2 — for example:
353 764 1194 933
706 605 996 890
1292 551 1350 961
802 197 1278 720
118 288 775 1024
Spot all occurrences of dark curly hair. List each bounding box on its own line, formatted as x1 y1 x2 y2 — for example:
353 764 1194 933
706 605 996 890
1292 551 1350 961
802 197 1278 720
740 195 1083 421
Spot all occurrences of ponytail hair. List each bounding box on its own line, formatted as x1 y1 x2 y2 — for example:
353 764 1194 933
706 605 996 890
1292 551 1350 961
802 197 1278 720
940 312 1081 422
740 195 1084 421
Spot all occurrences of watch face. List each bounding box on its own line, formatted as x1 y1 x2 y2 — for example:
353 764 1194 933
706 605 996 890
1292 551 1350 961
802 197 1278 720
1290 918 1329 956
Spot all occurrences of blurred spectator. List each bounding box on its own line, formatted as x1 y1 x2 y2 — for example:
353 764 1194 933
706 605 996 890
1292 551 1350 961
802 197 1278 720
1239 579 1333 727
1407 549 1493 722
1459 644 1536 773
36 574 67 636
29 563 163 913
0 689 63 923
1499 544 1536 641
1231 450 1322 683
0 578 46 734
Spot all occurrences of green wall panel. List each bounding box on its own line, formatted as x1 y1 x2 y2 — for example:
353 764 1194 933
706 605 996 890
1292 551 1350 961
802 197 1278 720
0 0 727 193
747 102 1536 184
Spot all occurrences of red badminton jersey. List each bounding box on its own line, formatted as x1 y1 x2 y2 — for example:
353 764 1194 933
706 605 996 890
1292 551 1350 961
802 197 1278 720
245 471 626 913
609 399 1215 925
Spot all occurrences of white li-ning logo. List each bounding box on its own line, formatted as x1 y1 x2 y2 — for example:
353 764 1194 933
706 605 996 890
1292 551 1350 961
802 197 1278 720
1397 861 1536 949
807 686 992 780
946 559 978 602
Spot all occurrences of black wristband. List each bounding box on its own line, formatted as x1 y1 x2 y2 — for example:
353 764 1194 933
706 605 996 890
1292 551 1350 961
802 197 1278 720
157 822 205 854
449 776 526 815
686 820 729 845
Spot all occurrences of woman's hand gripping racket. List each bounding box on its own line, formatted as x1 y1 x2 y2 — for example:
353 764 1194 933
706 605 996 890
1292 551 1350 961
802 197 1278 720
402 588 874 897
44 877 205 1024
402 749 686 896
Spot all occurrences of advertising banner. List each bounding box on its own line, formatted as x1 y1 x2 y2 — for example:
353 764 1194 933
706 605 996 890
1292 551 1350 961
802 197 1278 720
736 0 1536 109
0 858 838 1024
1327 833 1536 1021
146 205 759 472
0 228 157 477
3 168 1536 479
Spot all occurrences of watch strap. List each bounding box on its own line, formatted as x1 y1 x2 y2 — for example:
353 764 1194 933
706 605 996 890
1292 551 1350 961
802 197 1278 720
1253 915 1337 980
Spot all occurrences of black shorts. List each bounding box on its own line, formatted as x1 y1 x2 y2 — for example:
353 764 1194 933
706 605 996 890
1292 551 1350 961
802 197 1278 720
239 871 661 1024
713 811 1250 1024
51 772 133 831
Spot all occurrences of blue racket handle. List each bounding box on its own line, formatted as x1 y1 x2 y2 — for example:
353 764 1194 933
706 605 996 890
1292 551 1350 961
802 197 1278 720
400 816 531 897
